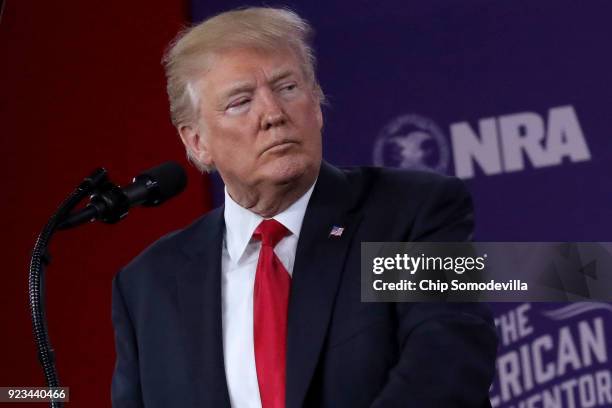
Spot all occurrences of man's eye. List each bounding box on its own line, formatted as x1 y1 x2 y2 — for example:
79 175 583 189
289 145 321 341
280 83 297 93
228 99 250 109
226 98 251 113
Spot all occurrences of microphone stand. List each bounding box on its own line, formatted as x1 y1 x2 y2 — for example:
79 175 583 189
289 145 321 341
28 168 108 408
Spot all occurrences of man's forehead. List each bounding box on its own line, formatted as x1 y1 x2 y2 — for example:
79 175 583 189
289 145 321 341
201 49 303 93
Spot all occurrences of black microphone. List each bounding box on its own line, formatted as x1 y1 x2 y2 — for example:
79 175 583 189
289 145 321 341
58 161 187 230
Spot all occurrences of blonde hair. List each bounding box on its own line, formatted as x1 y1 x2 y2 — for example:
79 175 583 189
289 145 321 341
163 8 324 168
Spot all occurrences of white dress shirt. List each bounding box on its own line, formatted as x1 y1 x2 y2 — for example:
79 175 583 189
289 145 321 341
221 184 315 408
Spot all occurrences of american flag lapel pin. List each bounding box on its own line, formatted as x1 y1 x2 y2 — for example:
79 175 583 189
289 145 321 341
329 225 345 238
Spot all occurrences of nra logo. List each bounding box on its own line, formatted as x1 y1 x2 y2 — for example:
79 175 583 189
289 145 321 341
374 105 591 179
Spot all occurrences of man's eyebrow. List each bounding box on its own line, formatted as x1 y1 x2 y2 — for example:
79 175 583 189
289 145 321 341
267 69 297 85
218 69 298 100
220 82 255 100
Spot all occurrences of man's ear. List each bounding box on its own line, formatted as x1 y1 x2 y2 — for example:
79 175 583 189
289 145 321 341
315 103 323 131
178 124 213 168
313 86 324 131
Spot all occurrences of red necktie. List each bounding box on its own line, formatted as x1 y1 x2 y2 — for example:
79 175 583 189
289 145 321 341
253 219 291 408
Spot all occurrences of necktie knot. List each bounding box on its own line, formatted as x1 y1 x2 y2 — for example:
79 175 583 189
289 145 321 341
253 219 289 248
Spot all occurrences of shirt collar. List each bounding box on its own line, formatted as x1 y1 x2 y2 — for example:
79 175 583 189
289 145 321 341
223 181 316 262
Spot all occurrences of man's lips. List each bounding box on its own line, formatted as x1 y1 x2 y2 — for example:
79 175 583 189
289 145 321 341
261 140 298 155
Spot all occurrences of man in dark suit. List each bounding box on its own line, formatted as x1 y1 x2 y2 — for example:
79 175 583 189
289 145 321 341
112 7 498 408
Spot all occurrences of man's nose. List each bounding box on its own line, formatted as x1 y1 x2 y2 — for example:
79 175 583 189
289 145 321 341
259 91 286 131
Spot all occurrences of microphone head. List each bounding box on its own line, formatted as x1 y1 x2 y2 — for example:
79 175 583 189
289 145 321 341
135 161 187 206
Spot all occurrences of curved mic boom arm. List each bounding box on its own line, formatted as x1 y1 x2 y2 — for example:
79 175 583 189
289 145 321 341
29 162 186 407
28 167 108 408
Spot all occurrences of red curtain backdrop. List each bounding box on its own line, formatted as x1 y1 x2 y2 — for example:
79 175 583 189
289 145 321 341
0 1 211 406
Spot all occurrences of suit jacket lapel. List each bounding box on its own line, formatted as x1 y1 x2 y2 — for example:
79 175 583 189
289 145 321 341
287 162 363 408
176 208 231 407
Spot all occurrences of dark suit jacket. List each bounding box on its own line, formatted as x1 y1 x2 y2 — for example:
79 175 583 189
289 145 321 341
112 161 498 407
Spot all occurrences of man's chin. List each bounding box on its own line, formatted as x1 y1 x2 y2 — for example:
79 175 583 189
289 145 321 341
263 156 316 187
